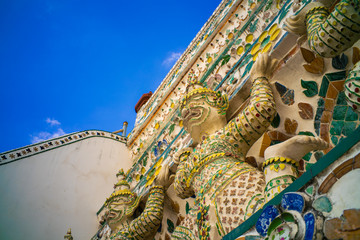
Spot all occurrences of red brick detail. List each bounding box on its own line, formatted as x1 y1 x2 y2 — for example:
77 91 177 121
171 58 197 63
135 92 152 113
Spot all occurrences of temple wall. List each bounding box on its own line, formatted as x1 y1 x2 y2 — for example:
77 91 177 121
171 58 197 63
0 132 130 240
93 0 360 239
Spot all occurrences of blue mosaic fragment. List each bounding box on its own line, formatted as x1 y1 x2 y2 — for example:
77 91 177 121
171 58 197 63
275 82 287 95
275 82 295 106
332 53 348 70
281 192 305 213
304 212 316 240
255 205 280 236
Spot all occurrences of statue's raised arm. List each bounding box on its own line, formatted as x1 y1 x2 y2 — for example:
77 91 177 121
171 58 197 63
225 54 279 157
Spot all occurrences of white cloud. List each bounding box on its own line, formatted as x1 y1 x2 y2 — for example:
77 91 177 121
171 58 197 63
30 128 66 144
30 118 66 144
162 52 182 66
46 118 61 126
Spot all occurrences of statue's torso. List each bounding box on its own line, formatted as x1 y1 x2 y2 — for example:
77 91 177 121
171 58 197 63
182 129 266 235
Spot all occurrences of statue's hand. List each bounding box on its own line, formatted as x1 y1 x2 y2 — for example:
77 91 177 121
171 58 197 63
155 165 175 190
284 2 325 36
250 54 279 80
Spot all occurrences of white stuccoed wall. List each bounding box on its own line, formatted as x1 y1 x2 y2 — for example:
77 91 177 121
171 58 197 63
0 136 131 240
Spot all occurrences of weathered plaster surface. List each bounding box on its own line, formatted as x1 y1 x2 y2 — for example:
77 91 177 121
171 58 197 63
327 169 360 218
0 137 130 240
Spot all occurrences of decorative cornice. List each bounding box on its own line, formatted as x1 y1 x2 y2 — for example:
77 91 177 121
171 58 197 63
0 130 126 166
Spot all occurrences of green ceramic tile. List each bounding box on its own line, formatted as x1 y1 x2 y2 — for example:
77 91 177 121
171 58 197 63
314 151 324 160
302 152 312 161
245 236 261 240
224 127 360 240
305 185 314 196
314 121 320 135
260 36 270 48
319 78 329 97
330 121 344 135
242 61 254 78
270 140 282 146
249 19 258 33
239 54 252 68
336 91 347 105
298 131 315 137
333 105 347 120
342 121 357 136
331 135 339 145
312 195 333 213
271 113 280 128
301 79 318 97
345 107 359 121
315 108 324 121
318 98 325 107
325 70 347 82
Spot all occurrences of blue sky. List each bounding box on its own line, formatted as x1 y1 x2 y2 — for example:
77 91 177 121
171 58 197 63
0 0 221 152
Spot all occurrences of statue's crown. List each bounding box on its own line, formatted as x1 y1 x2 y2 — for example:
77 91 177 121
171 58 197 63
180 71 229 115
105 169 134 205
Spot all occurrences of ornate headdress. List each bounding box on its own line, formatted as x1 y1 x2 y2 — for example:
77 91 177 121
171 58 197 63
105 169 140 217
180 71 229 115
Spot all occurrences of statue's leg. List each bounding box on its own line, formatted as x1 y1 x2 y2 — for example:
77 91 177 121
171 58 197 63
211 167 266 236
262 135 328 202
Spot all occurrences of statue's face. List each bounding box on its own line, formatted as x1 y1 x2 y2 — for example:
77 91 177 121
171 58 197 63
106 198 130 231
181 96 226 144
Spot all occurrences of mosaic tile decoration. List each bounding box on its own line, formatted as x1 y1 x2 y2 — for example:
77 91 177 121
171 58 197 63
128 0 303 163
315 71 360 150
256 192 319 239
0 130 126 166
